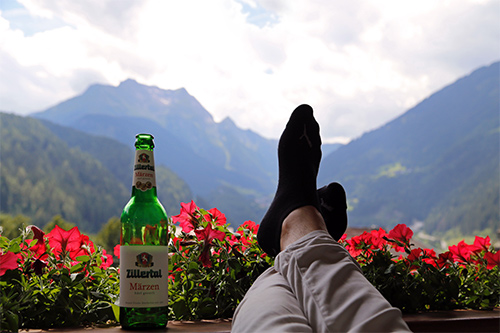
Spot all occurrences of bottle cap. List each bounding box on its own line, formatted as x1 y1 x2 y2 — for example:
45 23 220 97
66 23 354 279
135 133 155 150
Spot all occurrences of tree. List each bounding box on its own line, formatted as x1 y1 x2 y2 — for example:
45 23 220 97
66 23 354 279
43 215 76 232
0 214 31 239
94 217 121 252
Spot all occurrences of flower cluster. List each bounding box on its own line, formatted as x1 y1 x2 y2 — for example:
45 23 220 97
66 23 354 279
166 200 272 320
0 225 119 331
340 224 499 312
1 209 498 330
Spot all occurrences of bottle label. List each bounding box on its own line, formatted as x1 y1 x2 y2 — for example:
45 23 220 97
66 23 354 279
119 245 168 308
133 150 156 191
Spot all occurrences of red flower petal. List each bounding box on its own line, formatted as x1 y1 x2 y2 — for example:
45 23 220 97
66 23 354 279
484 251 499 269
114 244 121 258
388 224 413 244
0 251 19 276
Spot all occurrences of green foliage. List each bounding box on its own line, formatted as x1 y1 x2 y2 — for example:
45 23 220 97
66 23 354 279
343 224 500 312
376 162 408 179
0 112 193 233
319 62 500 234
1 205 498 330
0 214 31 239
93 217 121 253
167 203 272 320
42 215 76 233
0 225 118 331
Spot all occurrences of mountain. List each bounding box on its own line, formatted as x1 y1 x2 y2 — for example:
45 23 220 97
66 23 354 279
31 80 278 224
318 62 500 234
0 112 192 232
7 62 497 235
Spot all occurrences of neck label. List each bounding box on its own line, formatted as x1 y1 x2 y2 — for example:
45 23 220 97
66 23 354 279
133 150 156 191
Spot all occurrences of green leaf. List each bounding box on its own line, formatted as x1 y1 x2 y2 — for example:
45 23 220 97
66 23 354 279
172 298 189 319
70 263 84 273
75 255 90 262
188 261 199 274
5 309 19 332
112 302 120 322
7 242 21 253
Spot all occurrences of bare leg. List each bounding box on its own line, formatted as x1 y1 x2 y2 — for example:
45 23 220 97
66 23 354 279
280 205 327 251
234 105 410 332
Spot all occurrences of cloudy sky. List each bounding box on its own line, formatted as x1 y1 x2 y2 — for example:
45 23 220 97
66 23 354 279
1 0 498 143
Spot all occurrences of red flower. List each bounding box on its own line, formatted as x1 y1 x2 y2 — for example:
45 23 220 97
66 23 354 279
69 234 95 260
198 245 212 267
31 258 48 275
407 248 422 260
228 233 239 247
114 244 121 259
29 225 45 243
388 224 413 251
240 221 259 234
47 225 83 255
484 251 499 269
235 221 259 248
204 208 227 226
0 250 19 276
194 222 226 244
100 249 113 270
388 224 413 243
437 251 454 268
369 228 387 249
346 233 370 258
422 248 437 267
449 240 474 263
405 248 437 269
471 236 491 253
25 225 48 259
194 223 226 268
172 200 200 233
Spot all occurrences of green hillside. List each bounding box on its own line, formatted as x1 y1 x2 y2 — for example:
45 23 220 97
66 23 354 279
319 62 499 234
0 113 192 232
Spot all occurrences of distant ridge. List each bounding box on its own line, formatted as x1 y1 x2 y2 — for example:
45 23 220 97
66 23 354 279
319 61 499 234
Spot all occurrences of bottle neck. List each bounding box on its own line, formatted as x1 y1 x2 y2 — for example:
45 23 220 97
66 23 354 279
131 186 158 201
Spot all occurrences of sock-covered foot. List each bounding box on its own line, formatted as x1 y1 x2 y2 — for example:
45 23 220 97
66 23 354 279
257 104 322 256
318 182 348 241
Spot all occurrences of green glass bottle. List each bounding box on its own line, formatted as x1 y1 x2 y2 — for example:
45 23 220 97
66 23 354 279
119 134 169 330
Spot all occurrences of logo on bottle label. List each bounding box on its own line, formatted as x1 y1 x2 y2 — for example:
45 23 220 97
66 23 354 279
137 153 150 164
120 246 168 308
133 150 156 191
136 252 154 267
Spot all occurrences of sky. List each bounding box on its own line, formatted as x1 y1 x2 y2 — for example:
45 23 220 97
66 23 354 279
0 0 499 144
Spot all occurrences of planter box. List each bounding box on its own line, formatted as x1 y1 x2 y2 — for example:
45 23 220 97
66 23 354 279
20 309 499 332
403 308 499 333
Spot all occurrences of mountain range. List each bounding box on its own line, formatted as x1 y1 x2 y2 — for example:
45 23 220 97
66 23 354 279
1 61 498 235
319 61 499 234
30 80 283 224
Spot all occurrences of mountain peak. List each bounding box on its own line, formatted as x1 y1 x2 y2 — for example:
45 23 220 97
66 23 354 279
220 116 236 126
119 78 140 87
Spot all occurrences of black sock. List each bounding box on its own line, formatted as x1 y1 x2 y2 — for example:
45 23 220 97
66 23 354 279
256 182 348 256
257 104 322 256
318 182 348 241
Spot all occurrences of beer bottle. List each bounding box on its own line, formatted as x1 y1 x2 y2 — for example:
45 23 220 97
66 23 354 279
119 133 169 329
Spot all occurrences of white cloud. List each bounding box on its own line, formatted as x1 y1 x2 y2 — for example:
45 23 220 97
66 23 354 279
0 0 498 143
